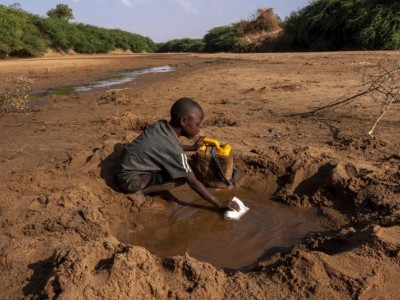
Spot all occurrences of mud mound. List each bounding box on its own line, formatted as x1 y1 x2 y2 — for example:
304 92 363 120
276 156 360 209
40 224 400 299
42 242 273 299
256 225 400 299
237 145 399 226
239 146 289 177
239 146 351 209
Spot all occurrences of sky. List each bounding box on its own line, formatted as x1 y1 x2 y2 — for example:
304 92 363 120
1 0 310 43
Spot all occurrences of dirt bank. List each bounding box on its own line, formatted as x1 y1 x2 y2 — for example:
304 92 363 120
0 52 399 299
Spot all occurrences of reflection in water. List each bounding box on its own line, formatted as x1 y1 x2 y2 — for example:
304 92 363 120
117 187 329 271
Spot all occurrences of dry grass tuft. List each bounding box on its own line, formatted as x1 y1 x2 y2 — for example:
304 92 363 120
238 29 284 52
236 8 284 52
237 8 282 36
0 76 34 112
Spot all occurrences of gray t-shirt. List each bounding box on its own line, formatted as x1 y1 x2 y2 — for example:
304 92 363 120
117 120 192 185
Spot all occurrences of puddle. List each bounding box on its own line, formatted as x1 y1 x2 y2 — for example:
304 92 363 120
74 65 173 92
115 186 330 271
27 65 173 104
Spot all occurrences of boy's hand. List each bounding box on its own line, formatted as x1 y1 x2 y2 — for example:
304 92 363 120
192 136 204 151
224 200 240 212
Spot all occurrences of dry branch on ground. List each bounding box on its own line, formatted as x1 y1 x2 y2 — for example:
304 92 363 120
293 56 400 137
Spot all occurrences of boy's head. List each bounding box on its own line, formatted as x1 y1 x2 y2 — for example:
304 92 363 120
170 97 204 139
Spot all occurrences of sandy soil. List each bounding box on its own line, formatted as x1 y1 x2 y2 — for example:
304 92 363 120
0 52 399 299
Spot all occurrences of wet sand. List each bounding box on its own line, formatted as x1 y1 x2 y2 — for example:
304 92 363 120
0 52 399 299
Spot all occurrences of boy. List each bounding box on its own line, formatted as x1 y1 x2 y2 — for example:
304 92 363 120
116 97 239 212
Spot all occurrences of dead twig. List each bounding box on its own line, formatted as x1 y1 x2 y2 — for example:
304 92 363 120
0 145 26 163
288 89 374 117
290 56 399 137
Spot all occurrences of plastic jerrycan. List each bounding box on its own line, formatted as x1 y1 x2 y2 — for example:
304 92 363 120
198 137 232 156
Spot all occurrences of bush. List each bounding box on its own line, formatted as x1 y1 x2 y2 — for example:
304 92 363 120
73 23 115 53
358 2 400 49
34 17 79 50
284 0 400 51
0 5 47 57
203 25 238 52
157 38 205 52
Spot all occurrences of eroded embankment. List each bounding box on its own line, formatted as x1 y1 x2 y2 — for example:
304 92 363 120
2 112 398 299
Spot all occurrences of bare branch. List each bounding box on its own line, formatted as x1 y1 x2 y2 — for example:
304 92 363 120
292 55 399 137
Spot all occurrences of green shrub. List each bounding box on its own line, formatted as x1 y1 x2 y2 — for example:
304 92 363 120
34 17 78 50
157 38 205 52
203 25 238 52
358 2 400 49
284 0 400 51
0 5 47 57
73 23 115 53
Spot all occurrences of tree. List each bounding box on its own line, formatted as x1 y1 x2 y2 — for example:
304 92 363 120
47 4 74 21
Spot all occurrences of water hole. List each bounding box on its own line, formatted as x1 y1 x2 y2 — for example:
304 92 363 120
115 185 330 271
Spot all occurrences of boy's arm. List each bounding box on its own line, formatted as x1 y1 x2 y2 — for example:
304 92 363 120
185 173 239 211
181 136 204 152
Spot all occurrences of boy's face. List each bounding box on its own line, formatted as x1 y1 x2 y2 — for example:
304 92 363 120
181 108 203 139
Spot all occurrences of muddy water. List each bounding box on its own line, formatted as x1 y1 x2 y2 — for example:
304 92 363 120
116 187 329 271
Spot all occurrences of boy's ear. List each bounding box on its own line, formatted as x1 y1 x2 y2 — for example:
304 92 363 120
180 116 187 127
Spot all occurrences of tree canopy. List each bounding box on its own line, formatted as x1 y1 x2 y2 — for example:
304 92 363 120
47 4 74 21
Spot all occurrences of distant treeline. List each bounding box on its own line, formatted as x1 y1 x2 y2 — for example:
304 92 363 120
0 4 156 58
158 0 400 53
1 0 399 58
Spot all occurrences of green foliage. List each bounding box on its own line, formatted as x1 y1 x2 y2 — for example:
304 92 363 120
358 2 400 50
284 0 400 51
0 5 47 57
157 38 205 53
34 17 78 50
73 23 115 53
0 4 156 57
47 3 74 21
203 25 239 52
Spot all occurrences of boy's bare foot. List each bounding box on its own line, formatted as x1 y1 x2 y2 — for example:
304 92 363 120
126 191 146 206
